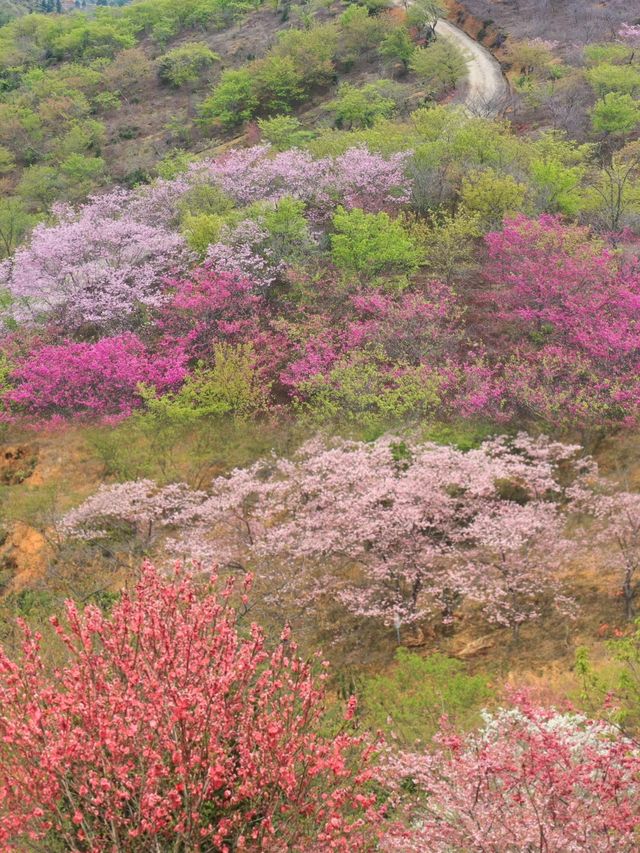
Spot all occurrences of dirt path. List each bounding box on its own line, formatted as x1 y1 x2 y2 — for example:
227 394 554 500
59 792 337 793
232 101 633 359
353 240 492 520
434 18 510 117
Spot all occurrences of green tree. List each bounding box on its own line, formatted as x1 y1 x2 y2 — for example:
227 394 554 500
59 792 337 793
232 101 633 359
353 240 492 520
587 63 640 99
405 0 443 38
199 69 258 128
257 115 313 150
585 141 640 231
379 26 415 73
410 40 467 92
272 24 337 89
254 54 304 114
460 168 528 227
0 145 15 175
410 209 481 284
180 212 226 256
591 92 640 135
0 198 38 258
255 196 312 264
157 42 219 88
337 5 386 63
329 82 396 129
331 206 422 284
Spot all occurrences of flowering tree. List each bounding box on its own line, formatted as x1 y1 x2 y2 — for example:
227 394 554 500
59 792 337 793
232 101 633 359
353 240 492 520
0 563 379 851
3 334 185 422
158 268 268 364
0 198 188 331
205 145 411 215
169 433 581 633
59 480 207 549
619 23 640 60
461 500 576 638
206 219 286 288
570 478 640 620
382 698 640 852
483 215 640 430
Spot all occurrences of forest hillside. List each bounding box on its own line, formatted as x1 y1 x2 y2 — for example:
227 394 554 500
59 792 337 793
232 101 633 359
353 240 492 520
0 0 639 848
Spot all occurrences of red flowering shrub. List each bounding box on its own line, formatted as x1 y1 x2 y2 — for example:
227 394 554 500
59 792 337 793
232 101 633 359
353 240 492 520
0 564 379 851
382 696 640 852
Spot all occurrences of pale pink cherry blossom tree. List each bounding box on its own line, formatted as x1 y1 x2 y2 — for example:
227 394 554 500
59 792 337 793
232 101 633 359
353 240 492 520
460 501 577 639
169 433 583 635
0 199 189 331
570 478 640 620
59 480 207 550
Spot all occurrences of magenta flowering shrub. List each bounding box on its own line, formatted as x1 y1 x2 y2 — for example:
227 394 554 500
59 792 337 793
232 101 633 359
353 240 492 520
483 215 640 430
157 268 268 364
3 334 186 422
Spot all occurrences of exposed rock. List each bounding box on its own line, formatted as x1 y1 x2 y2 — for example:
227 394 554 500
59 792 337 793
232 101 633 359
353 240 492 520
0 522 48 592
454 634 495 659
0 445 38 486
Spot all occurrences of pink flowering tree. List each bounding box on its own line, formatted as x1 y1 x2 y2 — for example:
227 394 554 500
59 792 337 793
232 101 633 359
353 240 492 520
460 501 576 638
0 198 189 332
59 480 207 551
205 219 286 288
0 563 380 850
382 697 640 852
168 433 581 635
2 334 186 423
482 215 640 430
158 267 268 364
570 474 640 620
619 23 640 61
205 145 411 215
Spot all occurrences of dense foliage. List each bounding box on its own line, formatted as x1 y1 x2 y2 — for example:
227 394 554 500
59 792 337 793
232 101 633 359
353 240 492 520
0 1 640 847
0 563 379 850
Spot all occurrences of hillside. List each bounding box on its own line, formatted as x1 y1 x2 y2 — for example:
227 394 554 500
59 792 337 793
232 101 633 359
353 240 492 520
0 0 640 848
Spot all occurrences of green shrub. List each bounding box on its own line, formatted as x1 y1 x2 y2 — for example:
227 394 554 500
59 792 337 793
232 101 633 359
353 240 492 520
0 198 38 258
141 343 269 422
410 40 467 92
155 149 196 180
258 115 314 150
586 63 640 99
330 207 422 284
295 350 443 430
199 68 258 127
329 82 396 130
460 168 528 228
157 42 220 88
584 43 634 66
180 212 226 255
253 54 304 114
379 26 415 72
337 5 387 61
591 92 640 135
272 23 337 89
0 144 15 175
92 91 122 113
178 183 236 218
361 648 493 746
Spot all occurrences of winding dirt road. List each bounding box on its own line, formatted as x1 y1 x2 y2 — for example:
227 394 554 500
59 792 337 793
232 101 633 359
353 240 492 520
434 19 510 117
